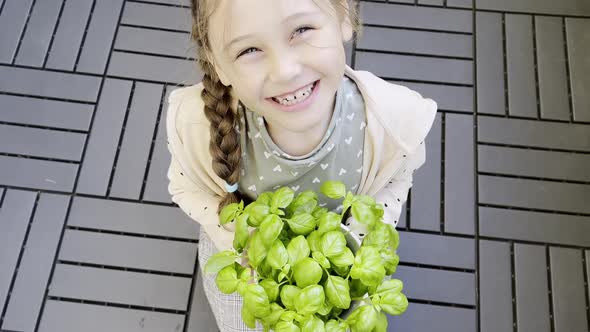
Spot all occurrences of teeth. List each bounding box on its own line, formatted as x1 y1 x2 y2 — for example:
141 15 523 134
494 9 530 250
273 82 315 106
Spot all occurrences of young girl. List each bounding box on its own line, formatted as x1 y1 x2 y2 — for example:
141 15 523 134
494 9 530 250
166 0 437 330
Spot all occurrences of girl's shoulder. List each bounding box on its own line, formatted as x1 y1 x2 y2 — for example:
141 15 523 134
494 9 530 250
167 82 208 126
347 67 438 153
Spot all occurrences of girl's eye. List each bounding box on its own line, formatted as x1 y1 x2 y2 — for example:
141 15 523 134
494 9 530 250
236 26 314 59
237 47 258 58
294 26 313 36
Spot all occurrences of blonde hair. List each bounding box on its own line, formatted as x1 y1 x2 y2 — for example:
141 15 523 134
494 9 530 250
189 0 363 214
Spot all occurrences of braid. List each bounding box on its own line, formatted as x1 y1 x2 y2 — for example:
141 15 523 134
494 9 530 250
198 58 245 214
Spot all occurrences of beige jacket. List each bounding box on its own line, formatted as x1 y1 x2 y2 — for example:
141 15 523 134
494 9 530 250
166 64 438 252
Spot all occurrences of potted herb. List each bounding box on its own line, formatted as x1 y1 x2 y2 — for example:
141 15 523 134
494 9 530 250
205 181 408 331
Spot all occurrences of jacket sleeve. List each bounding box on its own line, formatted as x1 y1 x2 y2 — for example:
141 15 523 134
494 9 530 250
345 141 426 239
165 91 236 253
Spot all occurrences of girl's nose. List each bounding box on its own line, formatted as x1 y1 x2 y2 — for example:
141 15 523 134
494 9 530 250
269 51 302 83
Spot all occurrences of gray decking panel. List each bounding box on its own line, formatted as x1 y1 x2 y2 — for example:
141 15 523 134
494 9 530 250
505 14 538 119
67 196 199 240
114 26 193 59
549 247 589 332
13 0 62 67
475 12 505 115
0 0 34 63
535 16 571 121
478 115 590 151
566 18 590 122
59 229 197 274
0 66 101 102
0 190 37 315
76 78 131 196
49 264 191 311
0 124 86 161
480 206 590 247
479 240 513 332
478 144 590 182
479 175 590 214
395 265 475 305
0 155 78 192
444 114 475 235
75 0 124 74
38 300 185 332
0 94 93 131
109 83 162 200
2 193 69 332
514 243 551 332
411 113 442 232
45 0 94 71
398 231 475 270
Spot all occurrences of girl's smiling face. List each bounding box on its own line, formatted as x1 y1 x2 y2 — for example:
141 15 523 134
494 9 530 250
207 0 353 137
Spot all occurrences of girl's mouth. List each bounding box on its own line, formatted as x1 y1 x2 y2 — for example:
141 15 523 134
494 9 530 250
267 80 320 112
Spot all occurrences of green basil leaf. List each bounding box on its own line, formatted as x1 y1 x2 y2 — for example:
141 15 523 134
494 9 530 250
279 310 297 323
287 235 310 266
317 212 342 235
320 231 346 258
286 213 316 235
325 319 348 332
372 311 388 332
219 202 242 224
386 223 400 250
245 202 271 227
248 232 268 268
279 285 301 311
267 240 289 270
272 187 295 210
324 275 351 309
378 291 409 316
259 279 280 302
204 250 237 274
381 249 399 275
320 181 346 199
331 263 351 278
274 321 300 332
361 222 390 250
294 285 325 315
306 231 322 252
301 315 325 332
237 280 248 296
312 206 328 219
342 192 354 215
259 214 284 244
293 257 323 289
349 305 377 332
350 246 386 287
244 284 271 318
349 278 368 298
286 190 318 216
354 195 376 206
257 192 273 206
233 213 250 252
371 204 385 222
241 303 257 329
312 251 330 269
351 201 376 227
376 279 403 295
317 298 333 316
215 264 239 294
239 267 251 282
278 271 287 282
262 303 285 327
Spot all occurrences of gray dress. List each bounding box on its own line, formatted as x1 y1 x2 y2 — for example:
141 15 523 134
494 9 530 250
198 75 367 331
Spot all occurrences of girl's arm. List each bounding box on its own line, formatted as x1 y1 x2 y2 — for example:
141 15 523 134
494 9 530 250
166 138 237 252
345 141 427 239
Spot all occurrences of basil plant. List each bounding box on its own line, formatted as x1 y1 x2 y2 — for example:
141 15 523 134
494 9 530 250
204 181 408 332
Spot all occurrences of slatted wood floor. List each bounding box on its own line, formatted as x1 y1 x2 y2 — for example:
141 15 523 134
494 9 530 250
0 0 589 331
